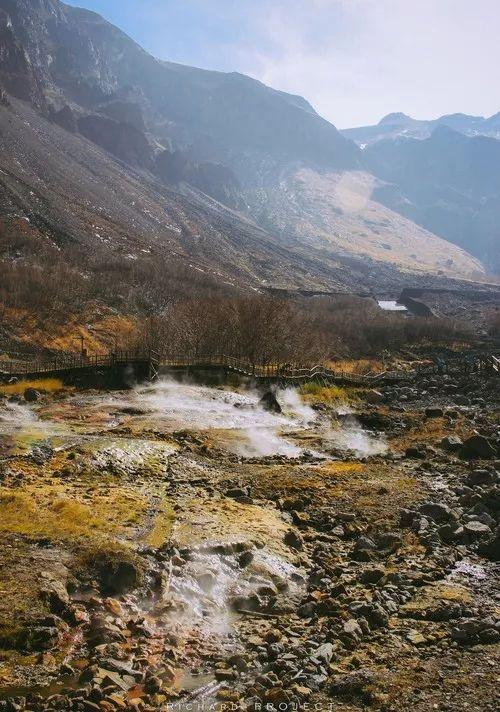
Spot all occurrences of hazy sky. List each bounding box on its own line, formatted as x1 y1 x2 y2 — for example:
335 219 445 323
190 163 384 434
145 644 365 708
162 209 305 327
64 0 500 128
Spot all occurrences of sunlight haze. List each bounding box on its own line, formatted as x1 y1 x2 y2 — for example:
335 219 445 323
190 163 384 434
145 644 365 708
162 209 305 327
64 0 500 127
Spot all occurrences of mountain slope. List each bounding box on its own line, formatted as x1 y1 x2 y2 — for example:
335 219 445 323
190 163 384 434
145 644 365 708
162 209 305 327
248 167 482 276
0 0 360 180
364 127 500 271
0 0 485 285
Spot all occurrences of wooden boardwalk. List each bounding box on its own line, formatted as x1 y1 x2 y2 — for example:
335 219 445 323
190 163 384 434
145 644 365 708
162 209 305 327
0 350 498 387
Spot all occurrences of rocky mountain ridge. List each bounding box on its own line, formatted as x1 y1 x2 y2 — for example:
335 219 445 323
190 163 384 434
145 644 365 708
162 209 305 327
364 127 500 272
0 0 487 285
343 111 500 146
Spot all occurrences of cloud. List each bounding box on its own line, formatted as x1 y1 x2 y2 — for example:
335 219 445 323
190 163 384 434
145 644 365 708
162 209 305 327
237 0 500 127
65 0 500 128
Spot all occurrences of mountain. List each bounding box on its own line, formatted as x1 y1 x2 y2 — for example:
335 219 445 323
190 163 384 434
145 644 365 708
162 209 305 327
0 0 484 291
0 0 359 179
343 111 500 147
364 127 500 271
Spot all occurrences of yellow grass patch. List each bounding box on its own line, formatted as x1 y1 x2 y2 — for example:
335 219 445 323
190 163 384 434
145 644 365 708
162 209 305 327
299 382 356 404
317 461 364 475
145 498 176 548
0 485 149 544
0 378 64 396
327 358 385 374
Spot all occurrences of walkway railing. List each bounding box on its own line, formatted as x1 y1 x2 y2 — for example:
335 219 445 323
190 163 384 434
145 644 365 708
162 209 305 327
0 349 498 383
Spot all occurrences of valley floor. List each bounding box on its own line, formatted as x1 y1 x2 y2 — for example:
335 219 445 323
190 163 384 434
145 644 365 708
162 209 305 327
0 371 498 712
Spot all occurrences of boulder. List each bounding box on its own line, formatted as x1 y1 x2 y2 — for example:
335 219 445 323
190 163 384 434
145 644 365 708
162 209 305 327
314 641 334 664
284 529 303 550
419 502 457 524
425 407 443 418
360 567 385 585
460 435 495 460
466 469 498 486
463 521 491 539
39 581 71 619
478 529 500 561
259 390 282 414
440 435 463 452
24 388 39 402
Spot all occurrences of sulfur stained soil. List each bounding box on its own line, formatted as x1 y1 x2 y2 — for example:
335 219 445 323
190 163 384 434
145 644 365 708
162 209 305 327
0 371 498 712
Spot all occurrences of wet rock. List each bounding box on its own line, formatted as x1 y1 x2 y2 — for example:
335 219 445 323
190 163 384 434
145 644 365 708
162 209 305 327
196 572 216 592
238 550 254 567
24 387 39 402
87 614 125 645
284 529 303 551
259 390 282 414
230 593 263 612
91 552 141 595
460 435 495 460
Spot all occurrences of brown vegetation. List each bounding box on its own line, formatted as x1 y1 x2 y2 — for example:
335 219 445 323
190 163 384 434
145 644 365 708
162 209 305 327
0 218 472 361
133 293 472 362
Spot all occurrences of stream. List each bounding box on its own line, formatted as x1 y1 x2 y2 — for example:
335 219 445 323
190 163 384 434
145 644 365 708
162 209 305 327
0 379 386 705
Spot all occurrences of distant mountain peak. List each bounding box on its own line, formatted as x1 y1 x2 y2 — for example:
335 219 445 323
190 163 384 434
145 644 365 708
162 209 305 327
378 112 414 126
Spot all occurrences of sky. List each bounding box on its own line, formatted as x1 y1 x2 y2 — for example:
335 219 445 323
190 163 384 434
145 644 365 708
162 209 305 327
64 0 500 129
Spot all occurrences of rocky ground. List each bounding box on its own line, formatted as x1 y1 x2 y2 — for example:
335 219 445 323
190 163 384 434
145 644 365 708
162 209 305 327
0 368 498 712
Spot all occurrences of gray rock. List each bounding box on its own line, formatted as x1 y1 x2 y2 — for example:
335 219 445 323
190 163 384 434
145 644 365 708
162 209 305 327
419 502 457 524
259 390 282 413
466 469 498 486
284 529 303 550
360 567 385 585
343 619 364 642
425 407 443 418
314 642 334 664
460 435 495 460
463 520 492 538
440 435 463 452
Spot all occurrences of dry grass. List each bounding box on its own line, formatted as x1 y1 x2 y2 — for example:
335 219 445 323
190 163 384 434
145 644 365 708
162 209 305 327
299 382 355 404
0 485 149 544
327 358 385 374
0 378 64 396
145 499 176 548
